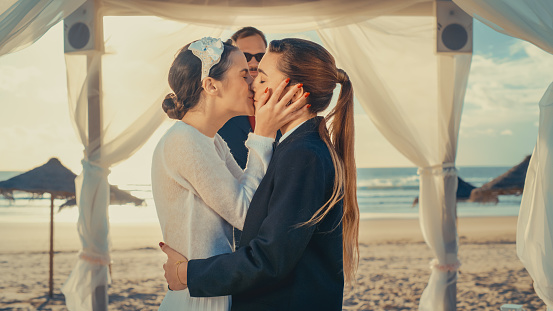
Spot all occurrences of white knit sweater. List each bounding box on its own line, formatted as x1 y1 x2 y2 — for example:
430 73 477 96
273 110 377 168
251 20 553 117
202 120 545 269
152 121 274 262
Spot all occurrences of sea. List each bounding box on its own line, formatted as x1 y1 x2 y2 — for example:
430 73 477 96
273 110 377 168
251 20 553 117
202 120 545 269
0 167 522 224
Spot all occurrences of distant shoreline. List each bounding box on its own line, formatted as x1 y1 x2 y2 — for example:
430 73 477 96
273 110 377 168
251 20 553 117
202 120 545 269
0 216 518 254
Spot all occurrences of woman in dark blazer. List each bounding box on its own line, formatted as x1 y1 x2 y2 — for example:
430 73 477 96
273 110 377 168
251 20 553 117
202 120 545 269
161 38 360 311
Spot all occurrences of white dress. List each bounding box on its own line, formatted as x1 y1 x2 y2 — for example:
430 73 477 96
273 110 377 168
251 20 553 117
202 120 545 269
151 121 273 311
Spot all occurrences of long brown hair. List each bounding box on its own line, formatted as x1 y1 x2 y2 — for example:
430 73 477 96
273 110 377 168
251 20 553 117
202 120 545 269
269 39 359 284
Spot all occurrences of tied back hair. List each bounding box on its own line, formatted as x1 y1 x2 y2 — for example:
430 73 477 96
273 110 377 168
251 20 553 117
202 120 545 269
162 41 238 120
269 38 359 285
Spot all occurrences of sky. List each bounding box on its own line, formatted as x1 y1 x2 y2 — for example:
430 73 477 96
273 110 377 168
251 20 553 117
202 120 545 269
0 18 552 184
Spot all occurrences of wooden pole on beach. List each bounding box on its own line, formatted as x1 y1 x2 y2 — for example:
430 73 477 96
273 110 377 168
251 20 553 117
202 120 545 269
436 52 472 310
442 174 458 311
437 53 472 310
88 56 108 310
49 194 54 298
88 1 107 309
88 58 108 311
88 53 108 310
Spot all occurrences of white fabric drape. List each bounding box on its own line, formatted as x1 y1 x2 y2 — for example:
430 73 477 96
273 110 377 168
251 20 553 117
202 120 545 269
101 0 430 32
453 1 553 308
318 17 472 310
0 0 85 56
60 17 224 310
453 0 553 55
517 82 553 309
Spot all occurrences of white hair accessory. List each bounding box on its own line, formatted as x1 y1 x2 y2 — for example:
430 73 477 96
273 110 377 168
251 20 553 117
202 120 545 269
188 37 224 81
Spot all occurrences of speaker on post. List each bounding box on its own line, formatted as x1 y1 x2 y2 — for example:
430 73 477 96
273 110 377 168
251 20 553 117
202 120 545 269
435 0 472 54
64 0 96 53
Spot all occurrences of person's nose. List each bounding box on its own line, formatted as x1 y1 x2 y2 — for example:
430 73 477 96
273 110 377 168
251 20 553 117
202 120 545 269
248 59 259 68
251 75 260 92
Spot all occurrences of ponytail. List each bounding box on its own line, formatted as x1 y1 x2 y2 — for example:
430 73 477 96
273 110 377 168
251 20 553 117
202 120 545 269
269 38 359 285
306 68 359 285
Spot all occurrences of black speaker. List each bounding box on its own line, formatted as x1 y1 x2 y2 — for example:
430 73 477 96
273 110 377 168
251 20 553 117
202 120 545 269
64 0 96 53
436 0 473 54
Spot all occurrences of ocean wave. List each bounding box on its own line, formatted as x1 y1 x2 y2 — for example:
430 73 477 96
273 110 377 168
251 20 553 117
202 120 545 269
356 175 498 190
357 175 420 190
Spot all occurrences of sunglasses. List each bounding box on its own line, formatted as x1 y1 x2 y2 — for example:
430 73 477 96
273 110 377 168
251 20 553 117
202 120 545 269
244 52 264 62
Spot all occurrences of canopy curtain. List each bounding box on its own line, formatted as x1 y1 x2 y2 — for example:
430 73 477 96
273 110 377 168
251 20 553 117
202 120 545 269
453 0 553 55
453 1 553 308
0 0 432 67
517 83 553 309
318 17 472 310
101 0 429 32
0 0 85 56
60 15 224 309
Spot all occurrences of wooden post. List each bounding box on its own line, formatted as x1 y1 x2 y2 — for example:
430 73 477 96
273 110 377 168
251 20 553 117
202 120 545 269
49 194 54 298
88 53 108 311
443 173 458 311
88 0 107 308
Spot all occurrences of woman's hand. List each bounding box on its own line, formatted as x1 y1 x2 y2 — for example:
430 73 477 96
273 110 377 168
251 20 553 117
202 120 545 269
160 242 188 291
253 79 311 138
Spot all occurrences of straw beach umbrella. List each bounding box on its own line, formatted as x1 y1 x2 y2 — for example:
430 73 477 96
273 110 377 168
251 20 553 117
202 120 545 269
0 158 75 297
59 185 145 209
469 155 531 203
0 158 144 297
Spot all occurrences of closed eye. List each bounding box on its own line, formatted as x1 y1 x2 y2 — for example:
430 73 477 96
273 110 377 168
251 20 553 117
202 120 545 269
240 69 249 80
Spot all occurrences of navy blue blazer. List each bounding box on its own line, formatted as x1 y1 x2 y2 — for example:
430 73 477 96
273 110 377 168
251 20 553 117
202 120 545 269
188 116 344 311
218 116 282 247
218 116 282 169
218 116 253 170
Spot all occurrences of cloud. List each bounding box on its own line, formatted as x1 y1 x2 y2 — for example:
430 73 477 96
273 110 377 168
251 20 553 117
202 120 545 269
462 128 497 137
508 40 527 57
500 129 513 136
462 41 553 130
0 65 41 92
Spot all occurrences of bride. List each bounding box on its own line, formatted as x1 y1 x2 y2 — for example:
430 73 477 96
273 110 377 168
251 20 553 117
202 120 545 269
151 37 309 310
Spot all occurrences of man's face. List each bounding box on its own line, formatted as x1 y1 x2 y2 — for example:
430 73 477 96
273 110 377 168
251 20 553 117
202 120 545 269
235 34 267 78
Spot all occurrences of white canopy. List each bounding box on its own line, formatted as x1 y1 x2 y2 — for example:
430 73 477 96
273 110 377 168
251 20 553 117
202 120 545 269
1 0 551 310
453 1 553 309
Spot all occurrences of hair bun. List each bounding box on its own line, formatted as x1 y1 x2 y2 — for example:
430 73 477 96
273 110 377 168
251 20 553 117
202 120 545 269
162 93 184 120
336 68 350 84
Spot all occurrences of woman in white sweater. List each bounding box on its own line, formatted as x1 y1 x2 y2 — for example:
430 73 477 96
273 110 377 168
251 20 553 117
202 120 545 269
151 37 309 310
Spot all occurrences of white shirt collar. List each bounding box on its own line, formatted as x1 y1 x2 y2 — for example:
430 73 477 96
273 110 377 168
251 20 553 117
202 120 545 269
279 120 308 143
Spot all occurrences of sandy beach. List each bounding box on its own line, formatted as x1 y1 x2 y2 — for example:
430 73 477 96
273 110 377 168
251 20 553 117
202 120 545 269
0 216 546 310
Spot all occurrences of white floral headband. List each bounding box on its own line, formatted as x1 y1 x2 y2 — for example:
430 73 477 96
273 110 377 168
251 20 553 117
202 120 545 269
188 37 224 81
